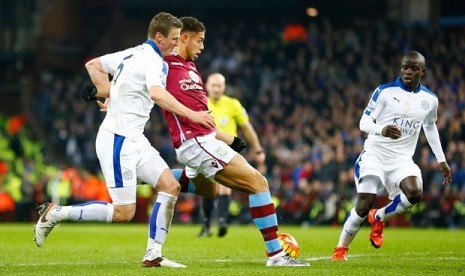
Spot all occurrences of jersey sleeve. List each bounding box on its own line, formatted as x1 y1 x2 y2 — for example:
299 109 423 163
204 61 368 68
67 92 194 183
424 97 439 125
145 56 166 89
363 87 385 120
232 99 249 126
100 47 135 75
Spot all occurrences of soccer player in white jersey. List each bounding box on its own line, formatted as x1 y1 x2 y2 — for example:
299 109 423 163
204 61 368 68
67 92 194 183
33 12 215 268
332 51 452 261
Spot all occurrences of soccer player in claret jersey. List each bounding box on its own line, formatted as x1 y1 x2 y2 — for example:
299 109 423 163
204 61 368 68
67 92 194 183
34 12 215 268
332 51 452 261
198 72 266 238
162 16 308 267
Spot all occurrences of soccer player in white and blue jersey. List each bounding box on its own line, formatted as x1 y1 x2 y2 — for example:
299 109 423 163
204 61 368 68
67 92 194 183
33 12 215 268
332 51 452 261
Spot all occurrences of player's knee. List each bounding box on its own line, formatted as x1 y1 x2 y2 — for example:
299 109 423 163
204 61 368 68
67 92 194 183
406 190 422 205
157 178 181 197
112 205 135 222
355 195 375 217
250 171 268 193
355 205 370 218
200 185 217 198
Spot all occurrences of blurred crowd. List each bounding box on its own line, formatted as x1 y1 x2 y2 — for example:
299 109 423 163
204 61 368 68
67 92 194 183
1 17 465 227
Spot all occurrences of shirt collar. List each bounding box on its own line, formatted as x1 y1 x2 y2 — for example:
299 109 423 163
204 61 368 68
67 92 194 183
145 39 162 57
395 77 422 93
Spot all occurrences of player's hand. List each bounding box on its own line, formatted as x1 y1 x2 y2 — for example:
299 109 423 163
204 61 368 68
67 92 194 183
97 98 109 112
382 125 401 139
229 136 247 153
81 85 98 101
438 161 452 185
254 151 266 165
190 110 215 128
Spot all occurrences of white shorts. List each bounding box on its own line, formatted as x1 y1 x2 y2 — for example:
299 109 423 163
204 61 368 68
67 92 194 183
175 132 236 180
96 129 169 205
354 150 422 199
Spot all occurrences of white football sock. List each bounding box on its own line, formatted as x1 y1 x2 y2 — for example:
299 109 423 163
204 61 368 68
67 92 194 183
146 192 177 258
375 193 413 221
55 201 114 222
337 208 365 248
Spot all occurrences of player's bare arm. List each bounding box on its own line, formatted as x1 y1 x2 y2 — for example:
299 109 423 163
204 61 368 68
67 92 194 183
438 162 452 185
215 128 234 145
381 125 402 139
149 85 215 128
84 58 111 98
240 122 265 164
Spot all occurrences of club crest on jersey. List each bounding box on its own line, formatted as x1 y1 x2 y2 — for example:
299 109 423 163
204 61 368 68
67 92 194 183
123 169 133 180
189 70 200 83
421 100 429 110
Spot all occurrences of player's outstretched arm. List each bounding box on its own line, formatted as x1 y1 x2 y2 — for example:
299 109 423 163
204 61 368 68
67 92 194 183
438 162 452 185
423 122 451 184
149 85 215 128
240 122 265 164
359 114 401 139
215 129 247 153
85 58 111 98
215 128 234 145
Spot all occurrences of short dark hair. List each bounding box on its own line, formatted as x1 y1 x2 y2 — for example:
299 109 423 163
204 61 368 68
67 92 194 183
179 16 206 34
403 51 426 68
147 12 183 38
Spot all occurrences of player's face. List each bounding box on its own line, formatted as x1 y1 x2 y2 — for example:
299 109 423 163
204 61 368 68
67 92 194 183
206 75 226 100
400 57 425 90
158 28 181 56
185 31 205 61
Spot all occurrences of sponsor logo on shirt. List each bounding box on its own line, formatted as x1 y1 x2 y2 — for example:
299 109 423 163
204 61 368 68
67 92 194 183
392 117 422 135
179 78 203 90
189 70 200 83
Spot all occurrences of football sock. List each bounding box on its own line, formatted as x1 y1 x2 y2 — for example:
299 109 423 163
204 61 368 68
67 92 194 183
202 197 214 228
217 194 231 225
337 208 364 247
375 193 413 221
171 168 196 194
148 192 177 249
55 201 114 222
249 191 282 257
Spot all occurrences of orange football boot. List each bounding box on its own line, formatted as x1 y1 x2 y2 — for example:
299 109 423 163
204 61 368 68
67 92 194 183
332 246 349 261
368 209 384 248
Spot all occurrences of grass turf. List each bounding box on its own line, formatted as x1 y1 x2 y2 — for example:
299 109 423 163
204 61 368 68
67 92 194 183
0 223 464 275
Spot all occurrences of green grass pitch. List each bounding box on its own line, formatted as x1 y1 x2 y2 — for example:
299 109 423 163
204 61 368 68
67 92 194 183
0 223 464 275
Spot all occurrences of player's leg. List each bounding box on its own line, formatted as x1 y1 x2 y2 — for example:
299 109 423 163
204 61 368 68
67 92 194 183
215 155 308 266
368 160 422 249
199 197 215 237
137 146 184 268
373 176 422 222
34 131 134 247
171 168 218 237
333 175 380 260
217 185 232 237
177 135 307 266
197 175 216 237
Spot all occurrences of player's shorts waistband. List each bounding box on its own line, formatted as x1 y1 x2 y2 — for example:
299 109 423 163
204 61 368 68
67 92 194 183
179 131 216 146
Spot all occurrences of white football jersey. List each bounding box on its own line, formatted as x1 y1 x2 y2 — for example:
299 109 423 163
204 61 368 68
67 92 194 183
99 40 168 139
362 78 438 159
